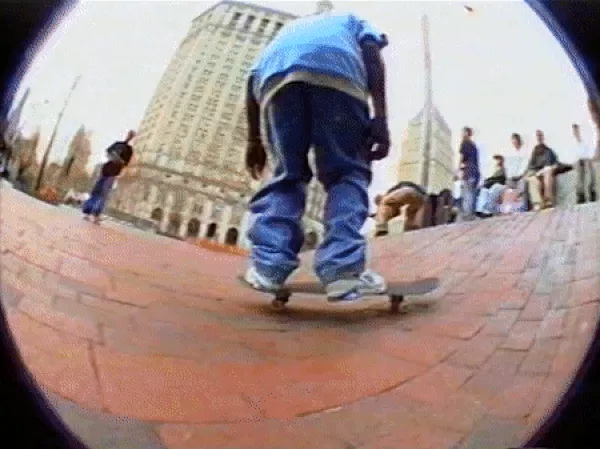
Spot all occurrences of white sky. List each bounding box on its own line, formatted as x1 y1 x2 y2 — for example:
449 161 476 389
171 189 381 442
10 0 596 199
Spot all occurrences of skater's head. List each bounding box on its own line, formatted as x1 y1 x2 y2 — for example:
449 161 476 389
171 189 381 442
493 154 504 168
125 130 137 143
571 123 581 141
511 133 522 149
535 129 545 145
462 127 473 140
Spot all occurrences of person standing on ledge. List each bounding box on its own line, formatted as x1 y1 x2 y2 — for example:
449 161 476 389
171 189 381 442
82 130 135 224
242 11 391 302
572 123 597 203
458 126 481 221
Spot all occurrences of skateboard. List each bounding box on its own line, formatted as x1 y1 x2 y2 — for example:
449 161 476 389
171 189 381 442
237 275 440 313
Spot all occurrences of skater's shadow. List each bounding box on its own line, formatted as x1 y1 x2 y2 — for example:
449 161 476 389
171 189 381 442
242 296 438 329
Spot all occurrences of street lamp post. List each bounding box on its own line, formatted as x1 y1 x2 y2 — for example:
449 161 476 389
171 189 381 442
419 14 433 193
34 75 81 192
419 6 474 193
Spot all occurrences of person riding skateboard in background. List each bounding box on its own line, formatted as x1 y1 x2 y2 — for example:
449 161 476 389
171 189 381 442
243 11 390 302
82 130 135 223
372 181 427 236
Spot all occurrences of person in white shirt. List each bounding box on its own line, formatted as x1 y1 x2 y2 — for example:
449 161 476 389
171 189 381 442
452 167 463 207
500 132 530 213
572 123 597 203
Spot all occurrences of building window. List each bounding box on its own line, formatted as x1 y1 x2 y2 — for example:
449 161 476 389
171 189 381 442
274 22 284 34
258 18 269 34
243 15 256 31
230 12 242 28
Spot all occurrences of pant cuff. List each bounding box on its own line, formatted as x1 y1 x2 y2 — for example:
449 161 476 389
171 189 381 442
252 261 296 285
317 263 365 285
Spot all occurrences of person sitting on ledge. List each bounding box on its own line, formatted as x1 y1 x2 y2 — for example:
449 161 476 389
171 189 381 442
499 132 530 214
372 181 427 237
475 154 507 218
525 129 565 210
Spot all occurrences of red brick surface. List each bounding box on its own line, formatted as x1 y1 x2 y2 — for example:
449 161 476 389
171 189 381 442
1 187 599 449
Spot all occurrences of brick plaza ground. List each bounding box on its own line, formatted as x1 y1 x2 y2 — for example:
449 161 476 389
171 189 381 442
1 185 599 449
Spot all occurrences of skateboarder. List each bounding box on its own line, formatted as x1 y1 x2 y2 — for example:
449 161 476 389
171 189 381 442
243 11 390 301
372 181 427 236
82 130 135 223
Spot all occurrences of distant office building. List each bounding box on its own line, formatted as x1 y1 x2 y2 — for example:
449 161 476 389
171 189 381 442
111 0 328 248
4 88 30 144
396 105 454 194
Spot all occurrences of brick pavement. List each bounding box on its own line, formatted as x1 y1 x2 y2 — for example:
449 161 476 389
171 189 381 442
1 185 599 449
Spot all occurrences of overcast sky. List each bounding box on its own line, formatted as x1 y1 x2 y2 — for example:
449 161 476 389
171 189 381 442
11 0 596 199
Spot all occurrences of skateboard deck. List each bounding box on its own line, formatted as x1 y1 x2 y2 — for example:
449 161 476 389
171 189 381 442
237 275 440 312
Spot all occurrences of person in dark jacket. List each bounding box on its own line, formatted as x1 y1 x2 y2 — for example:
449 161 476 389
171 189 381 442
476 154 507 217
458 126 481 221
82 130 135 223
525 129 559 209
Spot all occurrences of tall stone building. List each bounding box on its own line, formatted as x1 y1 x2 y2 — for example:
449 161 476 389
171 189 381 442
10 128 41 190
4 88 30 145
396 105 454 194
110 0 328 248
58 125 93 193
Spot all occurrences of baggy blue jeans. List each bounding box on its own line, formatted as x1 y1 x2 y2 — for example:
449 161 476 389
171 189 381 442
247 83 372 285
82 175 115 216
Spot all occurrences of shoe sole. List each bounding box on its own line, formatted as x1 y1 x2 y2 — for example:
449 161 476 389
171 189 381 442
326 279 362 300
242 273 282 293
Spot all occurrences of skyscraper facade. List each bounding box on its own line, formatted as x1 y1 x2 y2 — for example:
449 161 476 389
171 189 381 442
396 105 454 194
110 0 327 248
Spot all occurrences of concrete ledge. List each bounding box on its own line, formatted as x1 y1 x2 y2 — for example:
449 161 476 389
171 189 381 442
556 170 577 207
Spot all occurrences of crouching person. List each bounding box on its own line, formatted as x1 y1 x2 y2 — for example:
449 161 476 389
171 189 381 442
373 181 427 236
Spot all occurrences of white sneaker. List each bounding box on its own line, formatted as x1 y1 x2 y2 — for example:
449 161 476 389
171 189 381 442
358 270 388 295
326 270 387 302
243 266 282 292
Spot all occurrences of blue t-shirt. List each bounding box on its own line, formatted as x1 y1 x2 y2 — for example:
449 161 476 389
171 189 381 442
251 13 388 100
460 140 480 182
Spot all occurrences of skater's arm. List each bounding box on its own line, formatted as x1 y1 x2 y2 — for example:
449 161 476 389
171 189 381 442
361 40 387 119
246 74 261 142
459 142 468 166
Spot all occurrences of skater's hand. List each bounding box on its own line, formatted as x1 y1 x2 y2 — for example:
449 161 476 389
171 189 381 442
245 138 267 180
364 117 390 161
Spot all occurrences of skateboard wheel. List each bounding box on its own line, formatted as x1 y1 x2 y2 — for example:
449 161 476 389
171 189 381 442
390 295 404 313
271 299 287 311
271 292 290 311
